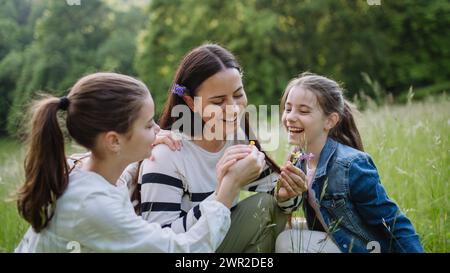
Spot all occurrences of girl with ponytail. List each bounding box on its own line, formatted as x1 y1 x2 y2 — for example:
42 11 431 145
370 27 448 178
275 72 423 253
15 72 261 252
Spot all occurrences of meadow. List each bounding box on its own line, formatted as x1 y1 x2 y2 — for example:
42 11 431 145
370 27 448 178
0 96 448 252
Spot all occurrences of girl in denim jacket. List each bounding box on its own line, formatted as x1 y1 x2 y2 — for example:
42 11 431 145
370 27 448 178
275 72 423 253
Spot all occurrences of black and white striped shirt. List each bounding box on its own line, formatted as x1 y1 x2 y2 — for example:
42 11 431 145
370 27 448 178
138 134 301 233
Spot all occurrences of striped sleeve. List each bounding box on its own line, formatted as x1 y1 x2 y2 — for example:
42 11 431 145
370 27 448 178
242 166 277 193
140 145 215 234
277 194 303 213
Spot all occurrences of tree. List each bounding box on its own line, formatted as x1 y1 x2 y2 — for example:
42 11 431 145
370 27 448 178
6 1 110 135
0 0 46 136
135 0 287 116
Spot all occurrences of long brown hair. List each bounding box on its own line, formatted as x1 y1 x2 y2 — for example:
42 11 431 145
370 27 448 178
17 72 150 232
159 43 279 172
280 72 364 151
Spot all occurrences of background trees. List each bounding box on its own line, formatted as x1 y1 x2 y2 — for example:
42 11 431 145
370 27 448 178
1 0 448 136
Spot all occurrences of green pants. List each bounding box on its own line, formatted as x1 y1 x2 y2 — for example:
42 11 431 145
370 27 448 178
216 192 288 253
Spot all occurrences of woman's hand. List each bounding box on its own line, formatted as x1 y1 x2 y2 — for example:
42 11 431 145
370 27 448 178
216 145 252 185
222 145 265 187
277 161 307 202
149 130 182 160
215 145 266 208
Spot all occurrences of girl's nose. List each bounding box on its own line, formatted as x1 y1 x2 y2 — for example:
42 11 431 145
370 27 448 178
286 111 297 122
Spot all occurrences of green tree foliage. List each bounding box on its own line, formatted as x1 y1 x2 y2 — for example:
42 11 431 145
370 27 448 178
372 0 450 90
0 0 45 135
6 1 111 135
135 0 450 117
0 0 448 136
135 0 287 110
1 0 146 136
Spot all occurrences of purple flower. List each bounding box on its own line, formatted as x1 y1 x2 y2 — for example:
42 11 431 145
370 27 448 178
299 152 315 161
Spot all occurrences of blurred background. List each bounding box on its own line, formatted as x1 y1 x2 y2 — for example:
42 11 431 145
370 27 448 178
0 0 448 252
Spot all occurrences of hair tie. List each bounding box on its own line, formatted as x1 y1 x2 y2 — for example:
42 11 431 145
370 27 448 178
172 84 188 97
59 96 70 111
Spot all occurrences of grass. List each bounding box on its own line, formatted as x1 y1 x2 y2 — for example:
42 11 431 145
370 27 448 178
397 81 450 103
0 138 27 252
355 96 449 252
0 96 449 252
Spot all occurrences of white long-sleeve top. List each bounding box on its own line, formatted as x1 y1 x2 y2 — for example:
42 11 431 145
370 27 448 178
138 132 301 233
15 168 230 253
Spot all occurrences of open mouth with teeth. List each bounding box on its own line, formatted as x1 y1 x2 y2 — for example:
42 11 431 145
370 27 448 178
288 126 304 134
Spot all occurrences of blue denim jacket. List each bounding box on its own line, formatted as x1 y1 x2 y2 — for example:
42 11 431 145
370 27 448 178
297 137 423 253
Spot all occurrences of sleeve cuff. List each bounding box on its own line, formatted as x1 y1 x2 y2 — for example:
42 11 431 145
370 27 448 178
277 195 302 213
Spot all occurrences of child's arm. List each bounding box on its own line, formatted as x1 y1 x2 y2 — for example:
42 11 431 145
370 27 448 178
348 154 423 253
80 189 230 252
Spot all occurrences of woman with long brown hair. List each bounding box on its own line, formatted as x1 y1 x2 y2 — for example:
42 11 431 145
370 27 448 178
15 72 264 252
137 44 307 252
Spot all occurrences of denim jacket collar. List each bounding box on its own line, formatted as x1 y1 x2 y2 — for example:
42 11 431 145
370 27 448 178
314 137 338 179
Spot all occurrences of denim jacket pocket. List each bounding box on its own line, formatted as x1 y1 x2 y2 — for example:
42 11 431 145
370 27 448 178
321 194 346 209
321 195 372 243
321 194 348 230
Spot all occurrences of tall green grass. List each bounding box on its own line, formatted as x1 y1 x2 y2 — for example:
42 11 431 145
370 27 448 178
0 97 449 252
356 97 449 252
0 138 27 252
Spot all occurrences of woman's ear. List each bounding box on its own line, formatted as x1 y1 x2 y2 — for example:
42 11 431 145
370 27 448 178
325 112 340 131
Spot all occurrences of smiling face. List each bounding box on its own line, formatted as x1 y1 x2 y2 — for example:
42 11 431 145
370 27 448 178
195 68 248 139
282 86 330 148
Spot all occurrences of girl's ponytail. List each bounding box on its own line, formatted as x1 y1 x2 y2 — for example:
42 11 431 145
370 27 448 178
17 95 69 233
330 100 364 151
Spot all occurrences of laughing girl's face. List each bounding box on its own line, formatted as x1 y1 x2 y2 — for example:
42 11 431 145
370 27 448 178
282 86 329 148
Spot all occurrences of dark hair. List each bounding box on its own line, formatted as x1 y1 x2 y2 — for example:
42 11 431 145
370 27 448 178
280 72 364 151
17 72 150 232
159 44 241 130
159 43 279 172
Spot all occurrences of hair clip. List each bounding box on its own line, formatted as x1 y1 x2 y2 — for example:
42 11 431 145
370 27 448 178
172 84 188 96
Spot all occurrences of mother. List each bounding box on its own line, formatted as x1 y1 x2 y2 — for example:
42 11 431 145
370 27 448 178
138 44 305 252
